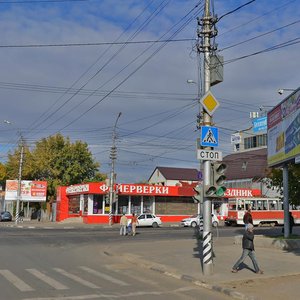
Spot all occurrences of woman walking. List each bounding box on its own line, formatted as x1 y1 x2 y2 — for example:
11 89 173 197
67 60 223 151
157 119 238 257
131 213 139 236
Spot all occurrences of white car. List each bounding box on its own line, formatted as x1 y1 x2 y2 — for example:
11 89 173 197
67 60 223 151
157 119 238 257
128 214 162 228
180 213 219 228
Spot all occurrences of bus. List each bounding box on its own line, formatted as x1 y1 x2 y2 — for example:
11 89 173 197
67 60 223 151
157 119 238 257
225 197 300 226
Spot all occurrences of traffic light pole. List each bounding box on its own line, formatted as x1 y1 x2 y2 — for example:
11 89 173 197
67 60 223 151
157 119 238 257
201 0 213 276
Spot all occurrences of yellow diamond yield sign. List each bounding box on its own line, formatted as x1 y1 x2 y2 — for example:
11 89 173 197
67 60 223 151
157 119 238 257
200 91 219 116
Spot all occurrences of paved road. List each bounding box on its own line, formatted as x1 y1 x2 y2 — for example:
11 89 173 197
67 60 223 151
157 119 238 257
0 226 231 300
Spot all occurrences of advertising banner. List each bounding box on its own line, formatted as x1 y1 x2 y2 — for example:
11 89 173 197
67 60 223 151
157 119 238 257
267 88 300 166
252 116 267 133
5 180 47 202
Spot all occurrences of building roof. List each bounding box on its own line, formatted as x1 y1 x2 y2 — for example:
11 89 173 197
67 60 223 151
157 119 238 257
223 148 269 180
149 166 199 181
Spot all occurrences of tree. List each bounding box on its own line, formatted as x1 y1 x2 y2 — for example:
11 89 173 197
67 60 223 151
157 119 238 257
0 162 7 188
5 134 106 198
267 163 300 208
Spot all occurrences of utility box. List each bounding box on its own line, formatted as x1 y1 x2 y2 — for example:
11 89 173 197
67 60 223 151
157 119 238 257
210 55 223 86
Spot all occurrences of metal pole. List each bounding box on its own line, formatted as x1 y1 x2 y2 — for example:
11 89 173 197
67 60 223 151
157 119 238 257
15 137 24 224
109 112 122 226
283 164 290 238
202 0 213 276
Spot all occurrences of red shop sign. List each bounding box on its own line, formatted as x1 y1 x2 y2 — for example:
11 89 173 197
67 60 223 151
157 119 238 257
224 188 261 198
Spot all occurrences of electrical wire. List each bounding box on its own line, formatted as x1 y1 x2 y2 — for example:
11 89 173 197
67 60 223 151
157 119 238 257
0 38 195 48
218 0 256 22
219 19 300 52
55 3 204 131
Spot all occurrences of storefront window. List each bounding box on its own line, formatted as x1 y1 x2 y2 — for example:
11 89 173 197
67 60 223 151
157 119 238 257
93 194 104 214
143 196 153 213
83 195 88 214
118 195 129 214
69 196 80 214
155 196 197 215
131 196 141 215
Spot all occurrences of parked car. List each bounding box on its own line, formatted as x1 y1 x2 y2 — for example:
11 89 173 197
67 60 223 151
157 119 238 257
128 213 162 228
0 211 12 222
180 213 219 228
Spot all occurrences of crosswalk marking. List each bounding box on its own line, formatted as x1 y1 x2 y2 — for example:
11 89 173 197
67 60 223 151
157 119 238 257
53 268 100 289
105 265 158 286
79 266 129 286
0 269 34 291
26 269 68 290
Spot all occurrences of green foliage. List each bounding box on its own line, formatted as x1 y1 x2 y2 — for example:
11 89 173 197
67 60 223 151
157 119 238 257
5 134 106 198
267 163 300 208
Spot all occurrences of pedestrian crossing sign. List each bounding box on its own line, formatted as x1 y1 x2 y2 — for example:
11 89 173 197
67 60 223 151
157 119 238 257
200 126 219 147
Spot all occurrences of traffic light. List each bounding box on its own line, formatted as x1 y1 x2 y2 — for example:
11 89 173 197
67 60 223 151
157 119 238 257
203 162 227 198
213 162 227 197
193 184 203 203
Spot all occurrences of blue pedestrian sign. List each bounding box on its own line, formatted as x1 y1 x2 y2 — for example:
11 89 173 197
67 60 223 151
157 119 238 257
200 126 219 147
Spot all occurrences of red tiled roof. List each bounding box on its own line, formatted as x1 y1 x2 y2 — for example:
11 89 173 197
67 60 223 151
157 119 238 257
149 166 199 181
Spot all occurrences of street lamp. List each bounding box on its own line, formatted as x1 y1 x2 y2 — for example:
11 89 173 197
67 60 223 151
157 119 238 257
109 112 122 226
277 88 296 95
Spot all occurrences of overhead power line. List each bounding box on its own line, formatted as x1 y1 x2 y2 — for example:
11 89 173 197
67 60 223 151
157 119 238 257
224 37 300 65
219 19 300 52
0 38 194 48
218 0 256 22
0 0 92 4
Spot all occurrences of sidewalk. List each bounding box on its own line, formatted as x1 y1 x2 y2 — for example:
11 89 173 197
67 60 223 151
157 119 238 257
106 236 300 300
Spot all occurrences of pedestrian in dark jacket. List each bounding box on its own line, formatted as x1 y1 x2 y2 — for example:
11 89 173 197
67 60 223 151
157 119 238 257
243 208 253 230
289 212 295 235
231 224 263 274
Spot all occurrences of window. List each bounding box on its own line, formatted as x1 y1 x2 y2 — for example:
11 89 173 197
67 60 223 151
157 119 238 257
131 196 141 215
93 194 104 214
69 196 80 214
257 200 268 210
118 196 129 214
143 196 154 213
155 196 197 215
244 134 267 150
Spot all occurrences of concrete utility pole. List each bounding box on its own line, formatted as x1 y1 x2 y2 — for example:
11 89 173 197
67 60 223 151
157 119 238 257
198 0 215 276
15 135 24 224
109 112 122 226
283 164 290 238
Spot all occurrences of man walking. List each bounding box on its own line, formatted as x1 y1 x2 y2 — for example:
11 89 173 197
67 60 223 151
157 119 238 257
119 214 128 236
231 223 263 274
243 208 253 230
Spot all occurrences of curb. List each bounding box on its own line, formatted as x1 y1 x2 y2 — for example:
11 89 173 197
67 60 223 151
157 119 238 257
109 252 254 300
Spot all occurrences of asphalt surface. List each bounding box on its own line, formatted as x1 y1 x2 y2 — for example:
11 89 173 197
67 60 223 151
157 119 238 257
1 220 300 300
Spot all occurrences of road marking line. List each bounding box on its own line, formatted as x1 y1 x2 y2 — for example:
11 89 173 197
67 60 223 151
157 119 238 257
26 269 68 290
79 266 129 286
53 268 100 289
23 294 101 300
0 269 34 291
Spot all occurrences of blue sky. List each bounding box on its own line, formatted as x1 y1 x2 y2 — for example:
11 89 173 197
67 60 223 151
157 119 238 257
0 0 299 183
